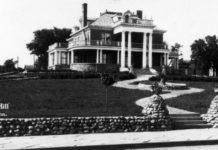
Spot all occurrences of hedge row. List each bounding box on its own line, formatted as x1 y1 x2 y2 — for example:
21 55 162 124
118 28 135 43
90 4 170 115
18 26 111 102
149 75 218 82
38 72 100 79
116 72 136 81
0 116 172 137
29 72 136 81
26 70 77 73
0 72 136 81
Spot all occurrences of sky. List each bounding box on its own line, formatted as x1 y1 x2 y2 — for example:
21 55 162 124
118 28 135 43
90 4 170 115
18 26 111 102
1 0 218 67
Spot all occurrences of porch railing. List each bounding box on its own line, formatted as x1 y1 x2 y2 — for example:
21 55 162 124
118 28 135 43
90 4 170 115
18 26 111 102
69 40 167 49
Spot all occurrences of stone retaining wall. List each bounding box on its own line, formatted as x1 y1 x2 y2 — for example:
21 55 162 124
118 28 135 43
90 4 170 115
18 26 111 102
0 116 172 137
201 95 218 127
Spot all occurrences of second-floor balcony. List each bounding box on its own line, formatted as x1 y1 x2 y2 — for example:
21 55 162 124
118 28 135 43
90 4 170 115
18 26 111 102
113 19 154 28
49 42 68 50
69 40 167 50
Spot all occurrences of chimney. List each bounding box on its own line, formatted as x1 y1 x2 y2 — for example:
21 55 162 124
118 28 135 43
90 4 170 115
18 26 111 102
137 10 143 19
82 3 88 27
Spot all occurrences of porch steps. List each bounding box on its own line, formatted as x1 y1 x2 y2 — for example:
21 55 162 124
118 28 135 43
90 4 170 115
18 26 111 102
170 114 212 129
134 69 153 76
134 68 158 76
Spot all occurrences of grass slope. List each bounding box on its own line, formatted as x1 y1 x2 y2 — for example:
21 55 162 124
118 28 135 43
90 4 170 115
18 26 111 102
165 81 217 114
0 79 151 117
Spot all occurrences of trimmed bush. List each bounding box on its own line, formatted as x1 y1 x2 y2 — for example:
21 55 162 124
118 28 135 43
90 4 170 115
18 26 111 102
116 72 136 81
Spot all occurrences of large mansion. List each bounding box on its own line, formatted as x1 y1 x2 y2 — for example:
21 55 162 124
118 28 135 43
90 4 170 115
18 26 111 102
47 3 178 72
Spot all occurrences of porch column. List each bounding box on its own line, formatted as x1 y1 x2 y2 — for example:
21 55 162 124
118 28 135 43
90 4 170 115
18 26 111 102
160 54 163 66
164 53 167 65
67 52 70 64
148 33 153 68
48 53 51 66
55 51 59 65
96 49 99 63
128 31 132 67
121 31 126 68
117 50 120 64
100 49 103 63
59 51 62 65
142 32 147 68
71 50 74 64
166 53 169 66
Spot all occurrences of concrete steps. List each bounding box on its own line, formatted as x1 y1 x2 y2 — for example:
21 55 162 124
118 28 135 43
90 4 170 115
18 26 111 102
170 114 212 129
134 69 153 76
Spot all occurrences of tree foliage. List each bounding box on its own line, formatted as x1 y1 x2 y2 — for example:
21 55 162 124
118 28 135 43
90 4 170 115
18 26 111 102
26 27 71 69
171 43 182 52
191 35 218 75
4 59 16 70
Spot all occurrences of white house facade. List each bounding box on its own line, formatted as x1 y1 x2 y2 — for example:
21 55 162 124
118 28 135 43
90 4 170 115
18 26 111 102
47 3 170 72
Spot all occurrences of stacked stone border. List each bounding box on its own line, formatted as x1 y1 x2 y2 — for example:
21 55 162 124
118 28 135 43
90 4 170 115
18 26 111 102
201 95 218 127
0 116 172 137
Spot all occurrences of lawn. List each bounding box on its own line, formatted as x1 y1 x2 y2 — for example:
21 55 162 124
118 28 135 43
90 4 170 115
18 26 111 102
165 81 217 114
0 79 151 118
0 79 215 118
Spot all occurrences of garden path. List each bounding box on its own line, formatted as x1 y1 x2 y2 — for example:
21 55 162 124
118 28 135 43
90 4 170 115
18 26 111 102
113 75 204 114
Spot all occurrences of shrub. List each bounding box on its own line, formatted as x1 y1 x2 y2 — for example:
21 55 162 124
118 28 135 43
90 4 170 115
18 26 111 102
116 72 136 81
148 76 161 82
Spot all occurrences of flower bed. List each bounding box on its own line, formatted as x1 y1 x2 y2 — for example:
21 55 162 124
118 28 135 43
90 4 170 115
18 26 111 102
0 116 172 137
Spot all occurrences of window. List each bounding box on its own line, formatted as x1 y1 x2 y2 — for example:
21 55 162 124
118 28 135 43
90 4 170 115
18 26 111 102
101 33 105 41
105 33 110 41
102 51 117 64
102 53 107 64
61 52 67 64
74 51 96 63
100 32 111 45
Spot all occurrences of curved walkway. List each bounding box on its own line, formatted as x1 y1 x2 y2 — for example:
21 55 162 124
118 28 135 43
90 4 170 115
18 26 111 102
114 75 205 114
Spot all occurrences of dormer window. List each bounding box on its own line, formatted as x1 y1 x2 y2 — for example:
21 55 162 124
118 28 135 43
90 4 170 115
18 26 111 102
125 15 129 23
132 19 137 24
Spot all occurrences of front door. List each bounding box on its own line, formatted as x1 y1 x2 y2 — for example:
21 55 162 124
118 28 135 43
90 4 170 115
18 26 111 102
132 52 142 68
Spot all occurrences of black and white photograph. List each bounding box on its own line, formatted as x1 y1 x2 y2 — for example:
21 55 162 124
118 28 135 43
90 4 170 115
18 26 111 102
1 0 218 149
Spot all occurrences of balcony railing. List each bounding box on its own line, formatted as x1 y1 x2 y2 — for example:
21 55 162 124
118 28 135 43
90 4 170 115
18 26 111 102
69 40 121 47
49 42 68 50
69 40 167 50
153 44 168 49
113 19 154 28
